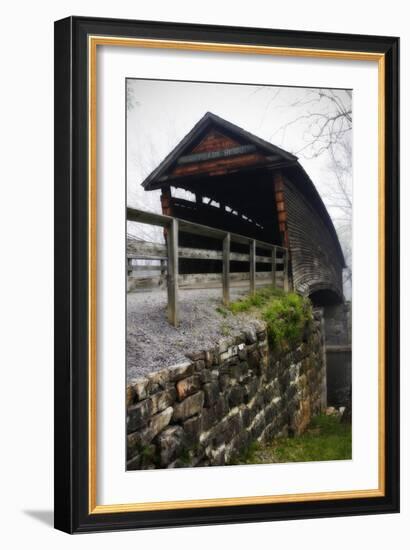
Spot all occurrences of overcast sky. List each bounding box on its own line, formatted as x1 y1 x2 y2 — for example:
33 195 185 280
126 79 352 248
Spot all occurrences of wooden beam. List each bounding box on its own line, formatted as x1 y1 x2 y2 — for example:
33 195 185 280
250 239 256 295
177 144 257 165
131 265 164 272
167 218 179 326
127 240 273 263
222 233 230 305
283 249 289 292
272 246 277 287
127 240 167 259
127 207 171 228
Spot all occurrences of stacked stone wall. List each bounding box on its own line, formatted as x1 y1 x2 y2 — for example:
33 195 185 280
127 313 325 469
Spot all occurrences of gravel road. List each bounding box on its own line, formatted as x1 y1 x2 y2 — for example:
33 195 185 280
127 287 260 381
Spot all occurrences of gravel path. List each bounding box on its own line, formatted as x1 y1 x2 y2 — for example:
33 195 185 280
127 287 260 381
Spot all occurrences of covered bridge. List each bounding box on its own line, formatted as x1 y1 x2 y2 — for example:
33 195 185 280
141 111 346 308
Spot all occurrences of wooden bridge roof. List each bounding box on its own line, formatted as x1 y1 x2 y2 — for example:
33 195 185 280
141 111 297 190
141 112 345 267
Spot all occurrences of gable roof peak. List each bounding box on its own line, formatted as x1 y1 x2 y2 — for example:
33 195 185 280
141 111 298 190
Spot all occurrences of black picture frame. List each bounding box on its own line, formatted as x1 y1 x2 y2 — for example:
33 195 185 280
54 15 400 533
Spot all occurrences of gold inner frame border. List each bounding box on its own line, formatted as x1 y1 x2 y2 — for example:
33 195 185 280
87 35 386 514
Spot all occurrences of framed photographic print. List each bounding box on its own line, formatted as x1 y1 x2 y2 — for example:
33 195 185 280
54 16 399 533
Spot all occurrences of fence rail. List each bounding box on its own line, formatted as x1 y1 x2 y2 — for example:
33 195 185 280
127 207 289 326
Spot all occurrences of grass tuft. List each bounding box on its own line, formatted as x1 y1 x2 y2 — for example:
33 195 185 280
228 286 313 351
229 414 351 465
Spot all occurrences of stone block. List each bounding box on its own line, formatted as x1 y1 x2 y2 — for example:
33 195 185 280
146 406 174 442
238 345 248 361
257 329 267 341
186 350 206 361
203 381 220 407
214 412 243 446
195 359 206 372
128 407 173 451
243 378 259 404
126 385 136 407
208 445 226 466
262 384 276 405
248 350 261 372
218 338 230 355
147 369 170 390
183 414 202 446
204 350 214 368
229 430 250 459
127 399 153 433
199 369 212 384
240 405 253 428
226 385 245 408
176 375 201 401
210 369 219 380
249 413 266 440
127 432 140 460
173 391 204 421
220 348 238 363
219 373 232 392
150 388 177 414
214 395 229 419
244 328 257 344
201 406 216 432
166 361 195 382
238 361 251 381
129 377 150 401
156 425 185 467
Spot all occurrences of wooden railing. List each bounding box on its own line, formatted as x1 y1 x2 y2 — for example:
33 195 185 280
127 207 289 327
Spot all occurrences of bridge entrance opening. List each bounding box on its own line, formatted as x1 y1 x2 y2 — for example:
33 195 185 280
309 288 342 308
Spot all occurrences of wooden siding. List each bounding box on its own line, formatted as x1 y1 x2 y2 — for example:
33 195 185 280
170 152 267 178
273 173 290 248
192 130 240 153
282 174 344 300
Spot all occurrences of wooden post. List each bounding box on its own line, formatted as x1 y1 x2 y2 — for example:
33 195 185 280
250 239 256 295
222 233 230 305
271 246 277 288
160 259 166 286
167 218 179 326
283 249 289 292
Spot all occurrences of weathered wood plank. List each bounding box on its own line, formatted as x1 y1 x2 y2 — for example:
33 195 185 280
250 239 256 295
131 265 164 272
283 249 289 292
167 218 179 326
222 233 230 305
129 271 276 285
127 240 273 263
127 207 171 227
272 246 277 287
127 240 167 259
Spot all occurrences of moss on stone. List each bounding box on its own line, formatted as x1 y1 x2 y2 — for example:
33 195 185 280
227 287 313 351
